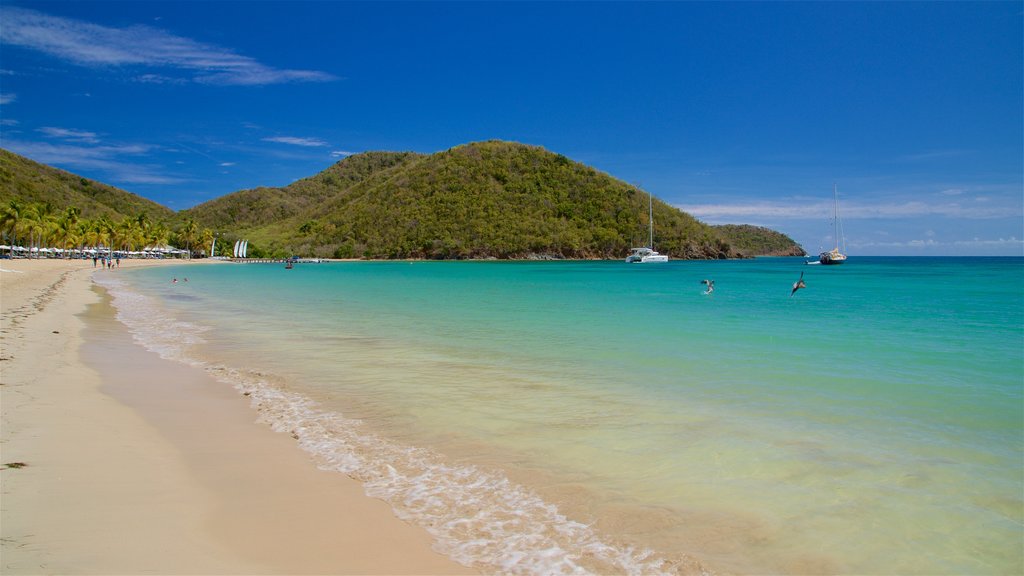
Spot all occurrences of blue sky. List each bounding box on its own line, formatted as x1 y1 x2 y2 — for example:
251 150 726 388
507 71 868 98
1 1 1021 256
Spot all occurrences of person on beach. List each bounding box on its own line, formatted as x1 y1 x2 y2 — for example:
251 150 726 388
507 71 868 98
92 256 97 267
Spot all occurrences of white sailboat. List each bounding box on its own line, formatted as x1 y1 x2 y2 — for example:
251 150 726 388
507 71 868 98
232 239 249 259
817 184 847 265
625 190 669 263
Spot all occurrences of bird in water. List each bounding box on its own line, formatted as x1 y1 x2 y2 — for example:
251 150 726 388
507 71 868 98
791 271 806 296
701 279 714 295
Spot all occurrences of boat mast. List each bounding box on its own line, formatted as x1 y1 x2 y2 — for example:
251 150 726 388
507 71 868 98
833 183 839 252
648 191 654 249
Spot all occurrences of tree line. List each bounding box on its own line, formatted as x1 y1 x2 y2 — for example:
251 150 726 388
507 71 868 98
0 200 213 258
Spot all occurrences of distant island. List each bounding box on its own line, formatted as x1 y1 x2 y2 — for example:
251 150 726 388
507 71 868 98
0 141 805 260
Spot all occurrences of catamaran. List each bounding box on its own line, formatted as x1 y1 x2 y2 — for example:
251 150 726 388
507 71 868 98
816 184 847 265
626 190 669 263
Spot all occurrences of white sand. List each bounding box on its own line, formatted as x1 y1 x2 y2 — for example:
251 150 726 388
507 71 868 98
1 258 474 575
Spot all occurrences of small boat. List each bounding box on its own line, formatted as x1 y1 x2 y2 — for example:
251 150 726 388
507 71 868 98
815 184 847 265
626 189 669 263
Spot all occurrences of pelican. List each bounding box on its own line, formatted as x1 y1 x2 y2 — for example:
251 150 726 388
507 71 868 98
701 279 714 295
791 271 806 296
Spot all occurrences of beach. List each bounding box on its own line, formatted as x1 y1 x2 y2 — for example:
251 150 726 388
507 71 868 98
4 257 1020 575
0 258 473 575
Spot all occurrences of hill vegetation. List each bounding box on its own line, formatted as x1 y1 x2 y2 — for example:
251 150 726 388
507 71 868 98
198 141 747 259
1 142 805 260
714 224 806 257
0 149 174 222
0 149 210 255
181 152 424 232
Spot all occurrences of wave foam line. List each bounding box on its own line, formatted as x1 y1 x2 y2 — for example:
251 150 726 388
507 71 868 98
97 274 698 575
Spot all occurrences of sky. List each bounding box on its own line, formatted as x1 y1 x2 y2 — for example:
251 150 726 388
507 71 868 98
1 1 1021 256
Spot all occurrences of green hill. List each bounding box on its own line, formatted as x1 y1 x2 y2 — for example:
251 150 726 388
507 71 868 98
0 148 174 221
0 143 805 259
715 224 807 257
180 151 424 231
230 141 741 259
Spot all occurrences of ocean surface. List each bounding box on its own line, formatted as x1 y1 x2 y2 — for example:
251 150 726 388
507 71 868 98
96 257 1023 575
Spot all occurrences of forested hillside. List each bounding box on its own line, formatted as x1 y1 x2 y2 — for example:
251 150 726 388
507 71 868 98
240 141 737 259
0 149 174 221
715 224 806 257
1 143 805 259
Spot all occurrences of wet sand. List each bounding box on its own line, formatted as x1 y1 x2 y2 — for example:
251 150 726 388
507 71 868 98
1 258 473 575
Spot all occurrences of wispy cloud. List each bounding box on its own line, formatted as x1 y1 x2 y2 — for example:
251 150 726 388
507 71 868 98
134 73 188 85
853 236 1023 250
331 150 353 158
4 139 183 185
677 198 1016 222
953 237 1023 248
0 93 16 105
0 6 337 86
262 136 328 147
38 126 100 144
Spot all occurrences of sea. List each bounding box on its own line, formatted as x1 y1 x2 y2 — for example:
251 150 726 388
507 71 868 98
94 257 1023 575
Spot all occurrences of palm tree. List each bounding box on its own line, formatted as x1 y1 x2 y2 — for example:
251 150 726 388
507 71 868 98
55 208 82 257
148 221 171 252
86 216 112 258
75 220 91 255
101 216 118 258
133 213 152 252
199 228 215 258
24 203 56 258
116 216 141 254
179 217 198 259
0 200 25 257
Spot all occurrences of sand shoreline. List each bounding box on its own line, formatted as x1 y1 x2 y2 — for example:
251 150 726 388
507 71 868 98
1 259 473 575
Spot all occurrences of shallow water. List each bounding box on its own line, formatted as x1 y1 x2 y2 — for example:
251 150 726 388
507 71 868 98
98 257 1024 575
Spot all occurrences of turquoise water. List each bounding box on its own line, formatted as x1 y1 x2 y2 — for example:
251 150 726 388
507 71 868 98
99 257 1023 575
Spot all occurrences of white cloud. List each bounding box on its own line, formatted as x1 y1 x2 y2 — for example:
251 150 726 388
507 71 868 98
331 150 353 158
852 237 1023 250
263 136 328 148
0 93 16 104
219 162 236 167
676 198 1014 221
953 237 1023 248
134 73 187 85
0 118 18 126
0 6 337 86
38 126 100 144
3 139 183 185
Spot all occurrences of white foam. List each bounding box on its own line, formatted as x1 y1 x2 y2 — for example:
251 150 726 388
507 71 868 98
97 273 679 575
94 275 208 366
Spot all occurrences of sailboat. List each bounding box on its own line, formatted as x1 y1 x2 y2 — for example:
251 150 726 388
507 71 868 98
625 190 669 263
817 184 847 265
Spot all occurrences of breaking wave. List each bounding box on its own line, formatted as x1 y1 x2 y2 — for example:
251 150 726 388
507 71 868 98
94 273 692 575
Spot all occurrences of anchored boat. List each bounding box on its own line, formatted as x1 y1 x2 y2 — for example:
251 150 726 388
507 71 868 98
626 190 668 263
